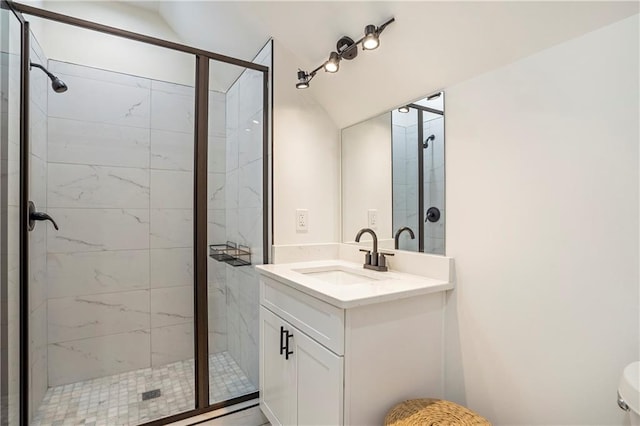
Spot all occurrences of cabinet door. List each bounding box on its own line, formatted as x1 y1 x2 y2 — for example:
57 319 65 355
260 307 295 426
293 327 344 426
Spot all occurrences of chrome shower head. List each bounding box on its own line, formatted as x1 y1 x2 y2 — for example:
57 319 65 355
30 62 68 93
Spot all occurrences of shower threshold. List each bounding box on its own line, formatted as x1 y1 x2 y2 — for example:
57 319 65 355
31 351 257 426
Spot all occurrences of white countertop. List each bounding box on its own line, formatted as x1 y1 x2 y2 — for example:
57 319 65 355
255 259 454 308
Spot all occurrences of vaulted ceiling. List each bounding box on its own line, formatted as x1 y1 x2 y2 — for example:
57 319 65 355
39 1 640 127
137 1 638 127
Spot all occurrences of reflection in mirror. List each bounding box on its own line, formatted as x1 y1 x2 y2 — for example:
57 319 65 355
341 93 445 255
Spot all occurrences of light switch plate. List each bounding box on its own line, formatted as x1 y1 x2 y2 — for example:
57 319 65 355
368 209 378 229
296 209 309 232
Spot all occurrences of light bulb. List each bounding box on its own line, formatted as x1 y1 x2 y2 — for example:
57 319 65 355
362 25 379 50
324 52 340 73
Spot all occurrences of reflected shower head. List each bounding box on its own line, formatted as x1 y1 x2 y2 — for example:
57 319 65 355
423 134 435 149
30 62 68 93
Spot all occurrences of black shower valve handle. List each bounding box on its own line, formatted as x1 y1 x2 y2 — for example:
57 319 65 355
425 207 441 223
27 201 59 231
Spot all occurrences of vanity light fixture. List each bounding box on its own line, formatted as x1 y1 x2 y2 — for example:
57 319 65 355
398 106 410 113
295 17 395 89
324 52 341 73
362 25 380 50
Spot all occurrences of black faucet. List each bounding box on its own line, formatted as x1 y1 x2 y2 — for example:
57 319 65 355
394 226 415 249
355 228 393 271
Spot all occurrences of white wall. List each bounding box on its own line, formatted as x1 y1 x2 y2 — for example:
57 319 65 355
341 113 392 243
444 14 639 424
29 1 195 86
272 40 340 245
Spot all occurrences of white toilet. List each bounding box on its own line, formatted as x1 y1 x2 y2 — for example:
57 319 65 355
619 361 640 425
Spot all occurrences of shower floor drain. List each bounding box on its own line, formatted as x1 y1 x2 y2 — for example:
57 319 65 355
141 389 161 401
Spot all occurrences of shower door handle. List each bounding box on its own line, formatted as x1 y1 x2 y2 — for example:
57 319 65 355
28 201 59 231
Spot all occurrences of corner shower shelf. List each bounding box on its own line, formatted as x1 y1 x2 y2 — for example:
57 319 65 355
209 242 251 267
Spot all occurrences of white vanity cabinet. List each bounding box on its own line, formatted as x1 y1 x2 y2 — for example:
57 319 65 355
258 269 448 426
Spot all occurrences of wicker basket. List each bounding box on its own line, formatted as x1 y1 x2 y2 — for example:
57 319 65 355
384 398 491 426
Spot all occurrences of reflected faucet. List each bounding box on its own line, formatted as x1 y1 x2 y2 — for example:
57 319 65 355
394 226 415 249
355 228 393 271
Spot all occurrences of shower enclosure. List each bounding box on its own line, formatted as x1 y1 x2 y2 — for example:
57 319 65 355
0 2 271 425
391 94 444 254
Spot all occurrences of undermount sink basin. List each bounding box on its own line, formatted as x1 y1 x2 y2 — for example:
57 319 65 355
293 265 380 285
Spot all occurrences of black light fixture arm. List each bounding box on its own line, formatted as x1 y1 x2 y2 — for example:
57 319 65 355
296 17 395 89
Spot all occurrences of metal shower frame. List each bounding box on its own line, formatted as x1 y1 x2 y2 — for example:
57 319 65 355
1 1 273 425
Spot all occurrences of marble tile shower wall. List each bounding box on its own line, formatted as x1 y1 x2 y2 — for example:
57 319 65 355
222 43 270 388
423 117 445 255
208 89 228 355
45 61 228 386
28 33 49 418
392 123 419 252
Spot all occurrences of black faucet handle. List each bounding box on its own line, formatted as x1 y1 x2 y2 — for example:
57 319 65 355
378 251 394 269
359 249 372 265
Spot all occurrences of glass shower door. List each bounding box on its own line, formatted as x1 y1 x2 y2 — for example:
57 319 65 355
0 4 22 425
206 46 269 406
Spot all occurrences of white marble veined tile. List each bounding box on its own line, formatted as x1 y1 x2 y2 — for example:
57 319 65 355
29 66 48 116
208 90 226 137
47 250 149 298
30 358 47 418
48 163 149 209
208 257 226 291
48 330 151 386
30 155 47 208
150 209 193 249
226 168 239 209
151 323 194 367
208 136 226 174
226 130 239 171
48 74 150 128
48 290 150 343
150 129 193 171
237 207 262 253
150 169 193 209
28 224 47 312
47 208 149 253
30 102 47 161
238 111 263 167
238 159 262 209
48 117 150 168
208 284 227 354
207 209 226 245
150 89 194 133
224 207 239 244
208 172 226 210
225 81 239 133
150 248 193 288
49 61 151 89
208 330 227 354
151 286 193 328
29 302 47 371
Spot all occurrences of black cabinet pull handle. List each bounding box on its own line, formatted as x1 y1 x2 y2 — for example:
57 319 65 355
279 326 286 355
285 330 294 360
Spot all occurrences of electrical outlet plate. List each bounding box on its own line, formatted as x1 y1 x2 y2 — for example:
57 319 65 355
296 209 308 232
368 209 378 229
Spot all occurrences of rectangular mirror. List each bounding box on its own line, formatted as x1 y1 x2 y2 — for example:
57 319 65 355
341 92 445 254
